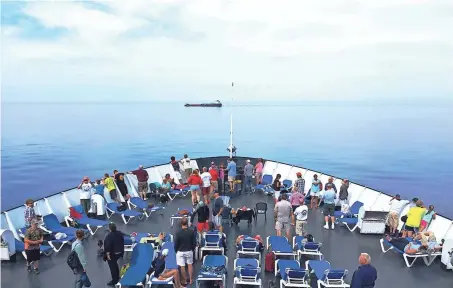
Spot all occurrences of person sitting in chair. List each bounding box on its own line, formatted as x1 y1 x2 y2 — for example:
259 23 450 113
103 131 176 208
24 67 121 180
147 249 182 288
385 234 442 255
160 178 172 193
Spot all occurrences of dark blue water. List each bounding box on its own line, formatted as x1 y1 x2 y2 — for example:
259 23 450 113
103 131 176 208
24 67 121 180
2 103 453 217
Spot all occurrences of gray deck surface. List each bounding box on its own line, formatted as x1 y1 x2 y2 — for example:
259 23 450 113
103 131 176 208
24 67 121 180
1 157 452 288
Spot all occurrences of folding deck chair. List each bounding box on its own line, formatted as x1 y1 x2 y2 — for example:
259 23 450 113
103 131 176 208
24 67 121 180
233 258 262 287
43 214 88 236
252 174 273 193
334 201 363 218
305 260 349 288
65 205 109 235
237 238 262 261
116 243 154 287
168 185 190 200
18 227 75 253
15 239 53 259
106 202 145 224
282 180 293 192
266 236 296 260
196 255 228 288
170 207 193 227
380 238 442 268
128 197 165 218
123 233 173 253
293 236 323 261
147 242 178 287
199 231 226 259
275 259 310 288
221 206 234 227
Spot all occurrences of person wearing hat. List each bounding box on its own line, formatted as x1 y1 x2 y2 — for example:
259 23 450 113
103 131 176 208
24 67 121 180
244 159 254 194
24 218 44 274
148 248 182 287
77 176 92 215
293 172 306 196
24 199 36 228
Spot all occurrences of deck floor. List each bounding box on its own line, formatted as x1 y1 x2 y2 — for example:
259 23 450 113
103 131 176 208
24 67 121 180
2 157 452 288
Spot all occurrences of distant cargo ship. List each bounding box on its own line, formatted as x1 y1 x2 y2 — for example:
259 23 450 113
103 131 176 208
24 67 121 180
184 100 222 107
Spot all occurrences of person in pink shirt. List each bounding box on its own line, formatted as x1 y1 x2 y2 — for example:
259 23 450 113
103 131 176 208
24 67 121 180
290 190 305 212
254 158 264 185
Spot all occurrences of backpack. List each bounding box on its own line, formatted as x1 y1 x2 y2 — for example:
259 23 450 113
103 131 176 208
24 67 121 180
265 252 275 272
67 243 82 270
306 234 314 243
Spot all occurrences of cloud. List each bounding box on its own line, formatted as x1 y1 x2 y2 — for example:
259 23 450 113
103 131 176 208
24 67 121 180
2 0 452 103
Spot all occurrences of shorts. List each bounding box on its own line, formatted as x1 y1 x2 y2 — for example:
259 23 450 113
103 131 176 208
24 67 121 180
190 185 200 191
176 251 193 266
211 181 218 191
213 215 222 227
323 204 335 216
275 221 291 232
404 225 416 232
292 205 299 213
295 220 306 236
311 192 320 198
420 220 428 228
25 249 40 263
387 212 399 227
201 186 210 196
228 176 235 182
138 181 148 193
255 172 262 179
197 222 209 232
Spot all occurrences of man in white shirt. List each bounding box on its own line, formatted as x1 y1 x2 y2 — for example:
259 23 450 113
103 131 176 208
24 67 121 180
294 204 308 236
200 167 212 203
387 194 410 236
180 154 192 180
77 176 93 215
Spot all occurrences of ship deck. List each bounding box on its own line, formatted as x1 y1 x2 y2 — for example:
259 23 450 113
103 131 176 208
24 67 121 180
1 157 452 288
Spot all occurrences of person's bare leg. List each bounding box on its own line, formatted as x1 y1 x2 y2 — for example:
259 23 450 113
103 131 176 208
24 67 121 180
401 230 407 238
187 264 193 284
218 225 223 233
286 228 291 240
179 266 187 286
276 228 281 236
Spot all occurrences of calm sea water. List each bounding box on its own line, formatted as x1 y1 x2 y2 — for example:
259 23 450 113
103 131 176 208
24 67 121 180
2 103 453 217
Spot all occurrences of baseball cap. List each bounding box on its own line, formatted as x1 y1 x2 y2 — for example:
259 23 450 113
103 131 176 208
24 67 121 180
296 172 302 176
246 159 251 163
161 249 169 256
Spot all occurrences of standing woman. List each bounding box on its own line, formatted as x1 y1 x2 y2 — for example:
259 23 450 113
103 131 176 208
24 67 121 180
24 219 44 274
187 170 202 206
273 174 282 194
310 174 322 209
254 158 264 185
114 170 130 205
419 205 436 232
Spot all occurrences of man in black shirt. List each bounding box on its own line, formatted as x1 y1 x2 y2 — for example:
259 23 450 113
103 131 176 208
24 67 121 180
212 192 224 232
174 217 196 286
104 223 125 286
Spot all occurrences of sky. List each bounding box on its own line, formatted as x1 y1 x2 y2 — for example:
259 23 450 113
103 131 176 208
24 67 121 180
1 0 452 103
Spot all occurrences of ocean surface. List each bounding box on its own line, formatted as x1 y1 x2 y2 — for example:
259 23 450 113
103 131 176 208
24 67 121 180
2 102 453 217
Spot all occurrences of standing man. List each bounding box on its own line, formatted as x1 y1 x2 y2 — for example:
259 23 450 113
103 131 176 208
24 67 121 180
180 154 192 180
293 201 309 236
387 194 409 236
24 219 43 274
310 174 322 209
274 194 294 239
128 165 149 200
226 158 237 193
104 173 119 203
72 230 88 288
104 223 125 286
244 160 254 194
77 176 92 215
212 192 224 232
200 167 212 203
24 199 36 228
322 186 337 229
350 253 377 288
174 217 196 286
324 177 337 193
293 172 306 195
338 179 349 206
209 165 219 194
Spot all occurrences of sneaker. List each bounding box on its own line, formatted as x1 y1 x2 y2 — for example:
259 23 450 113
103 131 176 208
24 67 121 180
33 268 40 274
26 265 32 272
331 223 335 229
324 224 329 229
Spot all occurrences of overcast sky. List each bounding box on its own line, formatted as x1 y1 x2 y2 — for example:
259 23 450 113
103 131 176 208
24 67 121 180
2 0 452 103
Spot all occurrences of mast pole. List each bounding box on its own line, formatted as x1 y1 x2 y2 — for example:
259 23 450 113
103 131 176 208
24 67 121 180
229 82 234 158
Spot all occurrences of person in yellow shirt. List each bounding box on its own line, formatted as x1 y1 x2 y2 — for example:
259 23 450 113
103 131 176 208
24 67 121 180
104 173 119 203
403 200 426 238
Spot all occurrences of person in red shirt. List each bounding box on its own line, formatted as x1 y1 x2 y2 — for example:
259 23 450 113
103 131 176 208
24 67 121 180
209 167 219 194
187 170 202 206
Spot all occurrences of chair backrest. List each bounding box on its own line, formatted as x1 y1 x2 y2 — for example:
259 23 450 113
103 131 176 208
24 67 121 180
287 268 308 284
241 240 258 251
303 242 321 251
149 183 157 192
282 180 292 188
262 174 273 185
255 202 267 213
325 269 347 284
221 207 232 218
43 214 61 229
350 202 364 214
237 267 259 282
204 233 221 247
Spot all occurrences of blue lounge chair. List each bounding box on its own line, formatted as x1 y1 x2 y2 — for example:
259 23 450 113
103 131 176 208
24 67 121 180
128 197 165 218
305 260 349 288
170 207 193 227
15 239 53 259
65 205 109 235
123 233 173 252
233 258 261 287
266 236 296 260
196 255 228 288
237 238 262 261
147 242 178 286
380 238 442 268
116 244 154 287
292 236 323 261
276 259 310 287
334 201 363 218
106 202 145 224
199 231 226 259
43 214 88 236
282 180 293 192
168 186 190 200
252 174 273 193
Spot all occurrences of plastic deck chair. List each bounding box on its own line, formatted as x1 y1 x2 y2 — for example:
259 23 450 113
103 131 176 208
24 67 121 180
221 206 233 227
254 202 268 222
148 183 159 200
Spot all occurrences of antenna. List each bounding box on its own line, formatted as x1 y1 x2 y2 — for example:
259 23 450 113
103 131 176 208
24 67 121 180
228 82 236 158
